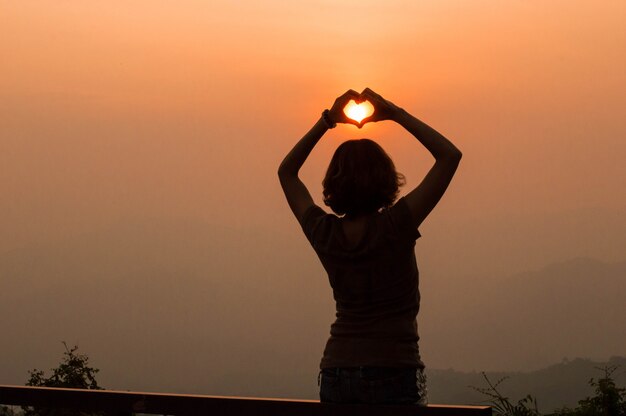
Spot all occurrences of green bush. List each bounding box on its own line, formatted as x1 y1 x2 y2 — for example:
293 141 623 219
23 342 103 416
472 372 540 416
552 366 626 416
474 366 626 416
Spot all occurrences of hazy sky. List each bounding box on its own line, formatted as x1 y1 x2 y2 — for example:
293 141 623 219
1 0 625 395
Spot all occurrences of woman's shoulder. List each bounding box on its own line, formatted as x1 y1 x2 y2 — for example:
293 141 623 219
300 204 339 242
377 197 421 242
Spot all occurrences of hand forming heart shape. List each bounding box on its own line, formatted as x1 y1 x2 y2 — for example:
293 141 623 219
343 99 375 123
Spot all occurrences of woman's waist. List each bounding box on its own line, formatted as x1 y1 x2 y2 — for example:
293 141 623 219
321 336 423 369
330 314 418 338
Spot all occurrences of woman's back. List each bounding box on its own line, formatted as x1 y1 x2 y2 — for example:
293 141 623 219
301 197 424 369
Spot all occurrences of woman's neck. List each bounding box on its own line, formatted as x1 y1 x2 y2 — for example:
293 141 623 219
343 211 375 222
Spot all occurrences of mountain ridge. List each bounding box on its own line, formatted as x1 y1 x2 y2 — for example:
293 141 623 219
427 356 626 412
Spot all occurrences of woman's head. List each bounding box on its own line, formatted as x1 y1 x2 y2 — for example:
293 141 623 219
323 139 405 216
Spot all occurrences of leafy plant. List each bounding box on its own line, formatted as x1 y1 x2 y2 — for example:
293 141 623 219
23 342 103 416
471 372 540 416
26 342 101 390
552 366 626 416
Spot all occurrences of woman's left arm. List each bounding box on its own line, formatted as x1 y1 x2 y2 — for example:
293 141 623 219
278 90 360 222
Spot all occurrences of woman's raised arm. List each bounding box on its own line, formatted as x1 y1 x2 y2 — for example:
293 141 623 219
360 88 462 228
278 90 361 222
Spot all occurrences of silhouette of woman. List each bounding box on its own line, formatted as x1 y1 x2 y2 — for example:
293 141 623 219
278 88 462 405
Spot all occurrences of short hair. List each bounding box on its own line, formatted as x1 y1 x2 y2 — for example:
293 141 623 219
323 139 405 216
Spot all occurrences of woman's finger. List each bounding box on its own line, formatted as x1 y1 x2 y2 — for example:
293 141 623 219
361 87 377 97
341 89 361 103
361 88 381 103
358 114 376 126
332 90 360 110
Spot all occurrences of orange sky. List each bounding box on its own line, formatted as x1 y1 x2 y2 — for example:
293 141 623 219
1 1 625 384
3 1 624 252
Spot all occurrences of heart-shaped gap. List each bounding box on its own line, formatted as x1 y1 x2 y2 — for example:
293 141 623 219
343 100 375 123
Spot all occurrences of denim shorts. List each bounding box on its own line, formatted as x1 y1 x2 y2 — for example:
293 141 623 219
318 367 428 405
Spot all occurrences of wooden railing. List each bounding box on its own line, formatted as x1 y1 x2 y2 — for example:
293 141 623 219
0 384 492 416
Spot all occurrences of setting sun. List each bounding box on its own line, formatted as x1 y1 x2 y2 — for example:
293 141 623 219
343 100 375 123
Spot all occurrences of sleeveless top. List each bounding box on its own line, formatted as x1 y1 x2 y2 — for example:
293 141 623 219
300 197 424 369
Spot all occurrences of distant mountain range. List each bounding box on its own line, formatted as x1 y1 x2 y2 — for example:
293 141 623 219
427 356 626 413
419 257 626 371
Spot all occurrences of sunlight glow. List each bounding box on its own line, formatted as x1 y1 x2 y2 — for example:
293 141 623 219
343 100 375 123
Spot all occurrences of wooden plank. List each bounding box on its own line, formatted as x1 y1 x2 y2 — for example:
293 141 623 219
0 384 491 416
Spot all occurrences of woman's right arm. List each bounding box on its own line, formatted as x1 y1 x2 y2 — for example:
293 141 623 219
278 89 361 223
361 88 462 228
